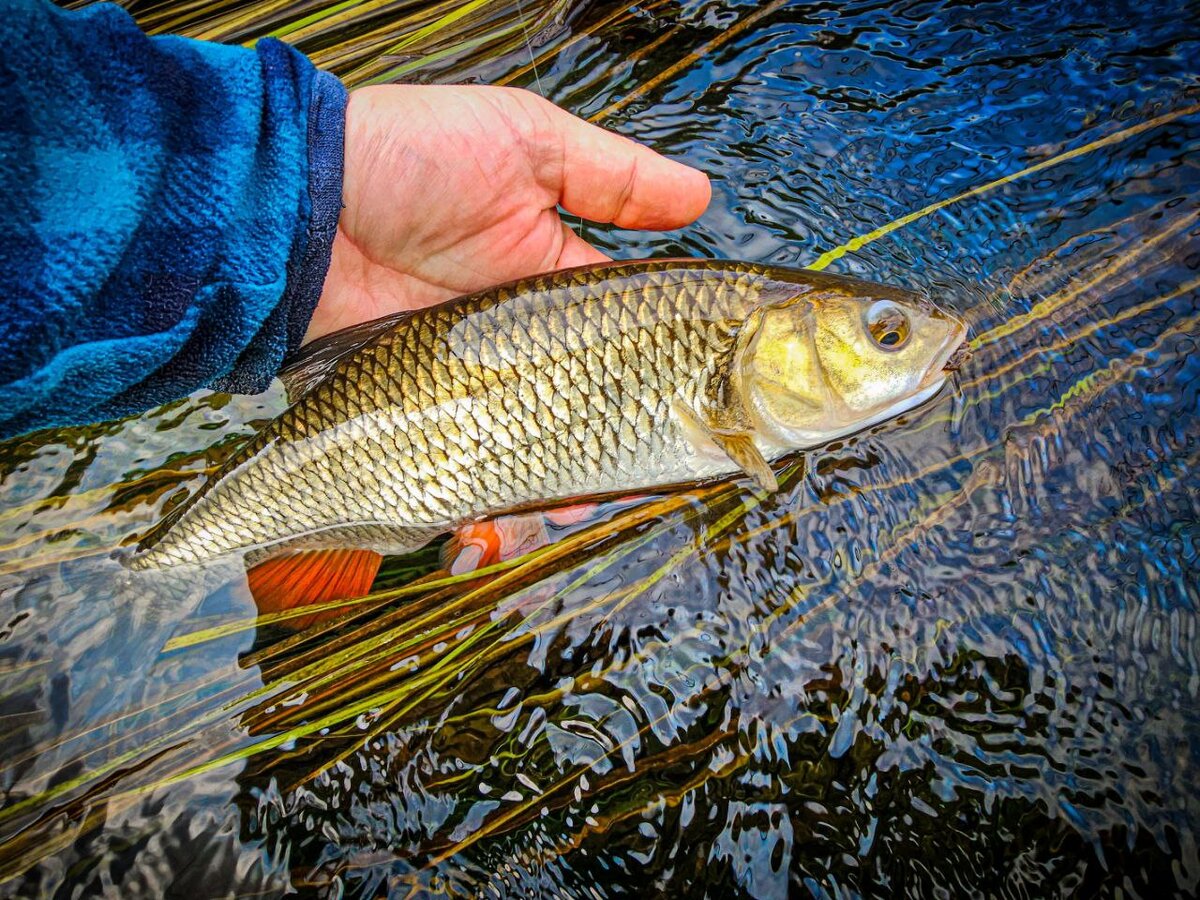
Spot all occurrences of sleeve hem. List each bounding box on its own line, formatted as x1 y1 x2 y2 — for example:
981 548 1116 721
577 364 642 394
283 67 348 356
208 51 347 397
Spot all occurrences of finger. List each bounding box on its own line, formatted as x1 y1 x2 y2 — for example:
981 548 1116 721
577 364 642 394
545 102 711 230
555 221 612 269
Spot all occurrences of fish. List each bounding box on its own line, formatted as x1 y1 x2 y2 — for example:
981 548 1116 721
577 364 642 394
128 259 967 614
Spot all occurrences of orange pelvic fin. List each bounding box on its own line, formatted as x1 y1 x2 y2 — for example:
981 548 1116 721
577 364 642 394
543 502 601 527
443 513 552 575
247 548 382 628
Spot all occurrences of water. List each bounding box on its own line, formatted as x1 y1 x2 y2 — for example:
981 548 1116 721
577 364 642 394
2 0 1199 895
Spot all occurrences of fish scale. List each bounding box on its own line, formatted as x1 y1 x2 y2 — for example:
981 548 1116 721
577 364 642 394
131 260 960 570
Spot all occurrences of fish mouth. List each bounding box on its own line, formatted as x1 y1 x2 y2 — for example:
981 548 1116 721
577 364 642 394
920 320 970 391
941 340 971 373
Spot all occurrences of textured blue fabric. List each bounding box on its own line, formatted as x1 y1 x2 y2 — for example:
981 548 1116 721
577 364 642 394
0 0 347 439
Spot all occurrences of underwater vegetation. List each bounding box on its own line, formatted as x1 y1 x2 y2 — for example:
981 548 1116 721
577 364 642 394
2 0 1200 896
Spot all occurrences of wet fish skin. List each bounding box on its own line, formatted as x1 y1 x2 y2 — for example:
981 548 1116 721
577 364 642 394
131 259 964 569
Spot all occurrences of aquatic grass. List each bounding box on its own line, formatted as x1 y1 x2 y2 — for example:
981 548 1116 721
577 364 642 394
512 456 1199 879
65 0 577 87
290 0 575 87
0 546 125 577
4 51 1195 883
0 465 197 530
0 746 187 886
967 272 1200 393
162 552 533 650
0 507 145 560
0 660 263 791
262 0 413 42
997 202 1163 298
247 491 738 777
419 715 744 865
9 487 796 825
287 487 768 782
311 0 532 84
4 516 747 871
2 260 1193 882
971 211 1200 351
416 487 981 865
0 659 48 680
372 0 500 56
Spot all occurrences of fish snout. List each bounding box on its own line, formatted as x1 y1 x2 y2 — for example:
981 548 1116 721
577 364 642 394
942 340 972 373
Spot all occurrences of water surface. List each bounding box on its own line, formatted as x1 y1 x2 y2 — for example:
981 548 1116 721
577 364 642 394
2 0 1199 895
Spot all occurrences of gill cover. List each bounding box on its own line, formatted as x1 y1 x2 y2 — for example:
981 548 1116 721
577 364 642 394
734 292 830 444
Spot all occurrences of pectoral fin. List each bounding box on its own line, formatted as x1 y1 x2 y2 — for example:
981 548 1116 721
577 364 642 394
712 432 779 493
674 401 778 493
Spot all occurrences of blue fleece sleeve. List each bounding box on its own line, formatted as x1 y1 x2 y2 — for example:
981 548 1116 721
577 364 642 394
0 0 347 439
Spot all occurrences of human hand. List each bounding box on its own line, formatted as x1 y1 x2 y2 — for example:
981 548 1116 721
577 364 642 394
306 85 711 342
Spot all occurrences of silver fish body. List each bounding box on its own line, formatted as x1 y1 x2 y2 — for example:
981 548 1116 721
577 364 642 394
132 260 965 569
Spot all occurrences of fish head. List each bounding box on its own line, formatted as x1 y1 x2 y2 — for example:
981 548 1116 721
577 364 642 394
737 278 967 448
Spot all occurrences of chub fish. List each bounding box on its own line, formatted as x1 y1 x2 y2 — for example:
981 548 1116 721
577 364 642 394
130 260 967 613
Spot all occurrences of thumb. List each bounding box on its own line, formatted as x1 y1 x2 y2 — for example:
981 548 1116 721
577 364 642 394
535 97 711 230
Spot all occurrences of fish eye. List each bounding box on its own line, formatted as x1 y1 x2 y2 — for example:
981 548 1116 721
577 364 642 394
865 301 911 350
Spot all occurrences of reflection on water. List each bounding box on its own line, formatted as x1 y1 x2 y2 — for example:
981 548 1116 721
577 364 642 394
3 0 1200 895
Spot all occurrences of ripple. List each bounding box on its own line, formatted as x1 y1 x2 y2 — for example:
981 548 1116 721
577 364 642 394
3 0 1200 896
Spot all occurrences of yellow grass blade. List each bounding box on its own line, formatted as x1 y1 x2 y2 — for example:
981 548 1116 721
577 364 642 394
806 104 1200 272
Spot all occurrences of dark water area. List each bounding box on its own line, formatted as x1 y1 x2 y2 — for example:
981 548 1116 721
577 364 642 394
2 0 1200 896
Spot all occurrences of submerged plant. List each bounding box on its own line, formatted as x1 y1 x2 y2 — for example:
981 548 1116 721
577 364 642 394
4 1 1200 894
69 0 578 85
3 101 1197 884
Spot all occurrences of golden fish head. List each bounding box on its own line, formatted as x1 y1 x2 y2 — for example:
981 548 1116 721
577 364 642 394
737 279 967 449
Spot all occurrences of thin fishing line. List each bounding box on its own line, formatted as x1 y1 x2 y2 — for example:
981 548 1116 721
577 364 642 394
514 0 587 240
514 0 544 96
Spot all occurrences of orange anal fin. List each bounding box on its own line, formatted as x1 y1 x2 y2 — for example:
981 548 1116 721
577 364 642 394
247 548 382 629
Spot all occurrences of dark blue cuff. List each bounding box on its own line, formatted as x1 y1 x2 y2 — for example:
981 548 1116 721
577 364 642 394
211 55 347 395
289 69 347 354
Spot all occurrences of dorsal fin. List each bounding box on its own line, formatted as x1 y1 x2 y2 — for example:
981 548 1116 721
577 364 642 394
279 311 413 402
